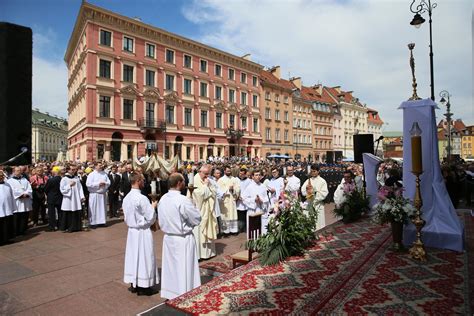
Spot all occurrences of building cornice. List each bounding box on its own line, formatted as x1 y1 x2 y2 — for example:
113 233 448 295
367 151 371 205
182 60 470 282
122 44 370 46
64 2 263 74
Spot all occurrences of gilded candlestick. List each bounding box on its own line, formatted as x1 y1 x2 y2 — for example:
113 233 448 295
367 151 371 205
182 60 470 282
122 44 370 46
409 122 426 261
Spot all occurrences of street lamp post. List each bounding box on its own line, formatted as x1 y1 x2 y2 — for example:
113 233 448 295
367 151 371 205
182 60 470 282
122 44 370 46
295 123 300 160
225 126 245 157
409 0 437 101
439 90 452 161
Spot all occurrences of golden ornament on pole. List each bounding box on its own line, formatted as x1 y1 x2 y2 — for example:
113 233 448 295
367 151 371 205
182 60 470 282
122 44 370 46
408 43 421 101
409 122 426 261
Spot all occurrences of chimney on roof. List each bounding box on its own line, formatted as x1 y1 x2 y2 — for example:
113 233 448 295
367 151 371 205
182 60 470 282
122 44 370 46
312 84 322 95
133 17 142 22
270 66 281 79
242 54 251 60
290 77 301 90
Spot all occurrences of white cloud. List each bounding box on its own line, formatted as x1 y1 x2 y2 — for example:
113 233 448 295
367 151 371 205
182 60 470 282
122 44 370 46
32 29 68 119
182 0 473 130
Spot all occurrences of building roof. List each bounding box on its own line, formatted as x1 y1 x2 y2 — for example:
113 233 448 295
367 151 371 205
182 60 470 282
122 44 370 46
367 108 384 124
32 109 68 130
300 85 335 105
324 86 366 108
259 70 295 91
453 119 466 131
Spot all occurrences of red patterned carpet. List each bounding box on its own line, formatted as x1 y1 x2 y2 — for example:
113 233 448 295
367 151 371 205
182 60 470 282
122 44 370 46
199 255 233 274
167 216 471 315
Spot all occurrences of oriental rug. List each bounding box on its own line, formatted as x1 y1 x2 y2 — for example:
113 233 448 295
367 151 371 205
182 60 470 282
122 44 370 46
167 216 471 315
199 255 233 274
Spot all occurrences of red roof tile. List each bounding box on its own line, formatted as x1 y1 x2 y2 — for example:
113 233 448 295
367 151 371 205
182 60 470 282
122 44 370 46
300 85 336 104
259 70 295 91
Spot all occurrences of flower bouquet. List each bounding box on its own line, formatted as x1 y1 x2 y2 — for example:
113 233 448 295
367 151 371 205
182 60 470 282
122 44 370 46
372 185 416 251
246 192 319 266
333 182 370 223
372 185 416 225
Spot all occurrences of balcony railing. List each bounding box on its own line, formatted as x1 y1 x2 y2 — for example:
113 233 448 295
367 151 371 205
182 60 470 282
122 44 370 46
138 118 166 132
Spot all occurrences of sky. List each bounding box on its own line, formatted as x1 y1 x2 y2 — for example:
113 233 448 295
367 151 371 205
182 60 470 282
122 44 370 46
1 0 472 131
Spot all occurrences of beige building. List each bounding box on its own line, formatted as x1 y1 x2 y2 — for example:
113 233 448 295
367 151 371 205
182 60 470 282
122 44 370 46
260 67 294 158
325 86 368 160
301 84 335 162
32 109 68 162
290 77 313 161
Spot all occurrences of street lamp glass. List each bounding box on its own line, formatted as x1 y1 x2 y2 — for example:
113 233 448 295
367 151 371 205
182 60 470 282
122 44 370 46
410 13 425 28
439 97 446 104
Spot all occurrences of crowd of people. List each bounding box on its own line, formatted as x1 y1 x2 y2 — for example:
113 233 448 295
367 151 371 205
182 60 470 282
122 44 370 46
1 156 473 299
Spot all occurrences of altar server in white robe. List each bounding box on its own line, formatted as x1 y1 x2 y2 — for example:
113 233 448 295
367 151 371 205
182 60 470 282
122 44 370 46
189 165 218 259
159 173 201 299
243 169 270 235
7 166 32 235
217 166 240 235
236 168 252 233
301 165 329 230
0 170 16 244
284 166 301 197
264 167 285 209
60 165 85 232
123 172 159 296
86 162 110 227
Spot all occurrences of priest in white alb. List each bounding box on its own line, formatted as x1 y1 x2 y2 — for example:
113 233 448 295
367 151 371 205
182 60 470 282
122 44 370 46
264 167 285 209
123 172 159 296
285 166 301 197
243 169 270 235
159 173 201 300
60 164 85 232
217 165 240 235
7 166 32 235
189 165 218 259
0 170 16 244
86 162 110 228
301 165 329 229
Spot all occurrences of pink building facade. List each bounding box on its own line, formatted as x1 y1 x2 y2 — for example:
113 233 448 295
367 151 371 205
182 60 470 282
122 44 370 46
65 2 263 162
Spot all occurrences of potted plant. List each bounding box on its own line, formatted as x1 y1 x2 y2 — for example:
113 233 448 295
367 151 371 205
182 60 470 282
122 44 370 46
333 180 370 223
373 185 416 250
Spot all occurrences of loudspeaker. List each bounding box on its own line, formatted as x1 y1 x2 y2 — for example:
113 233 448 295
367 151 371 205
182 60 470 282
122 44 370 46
334 151 343 163
326 151 334 164
0 23 32 165
353 134 374 163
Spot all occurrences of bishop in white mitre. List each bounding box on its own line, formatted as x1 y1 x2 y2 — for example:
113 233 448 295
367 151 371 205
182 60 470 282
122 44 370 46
86 162 110 227
60 165 85 232
7 166 32 235
217 166 240 234
123 173 159 295
189 165 218 259
0 170 16 244
243 169 270 235
159 173 201 300
301 165 329 230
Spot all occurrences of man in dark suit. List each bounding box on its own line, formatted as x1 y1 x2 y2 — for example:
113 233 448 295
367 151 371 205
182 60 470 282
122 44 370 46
44 166 63 231
108 165 121 218
120 164 133 198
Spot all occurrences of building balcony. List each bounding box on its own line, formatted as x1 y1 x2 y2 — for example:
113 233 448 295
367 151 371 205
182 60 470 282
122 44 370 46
138 118 166 133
